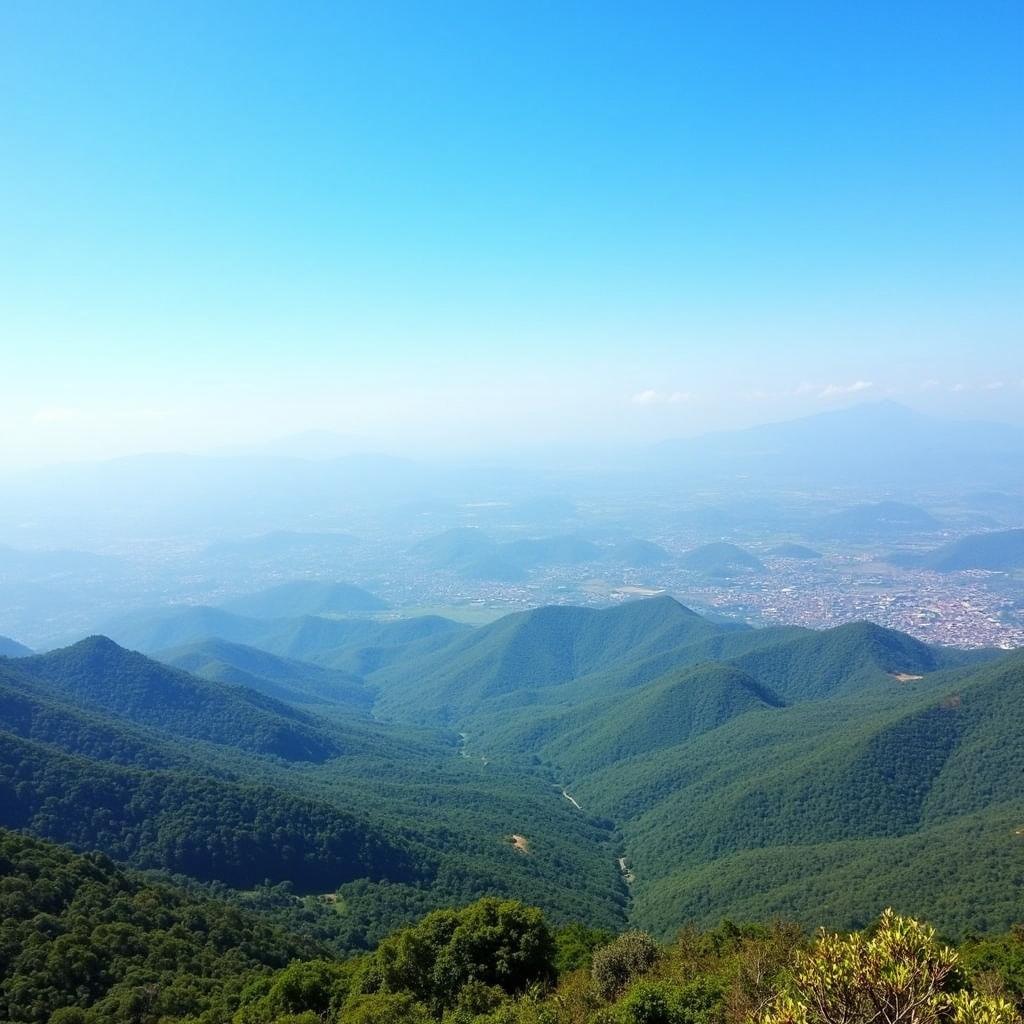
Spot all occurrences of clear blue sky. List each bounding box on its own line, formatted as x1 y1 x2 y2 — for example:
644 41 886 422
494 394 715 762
1 1 1022 464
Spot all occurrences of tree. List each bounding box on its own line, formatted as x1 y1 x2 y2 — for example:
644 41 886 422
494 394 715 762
355 897 555 1015
592 931 661 1001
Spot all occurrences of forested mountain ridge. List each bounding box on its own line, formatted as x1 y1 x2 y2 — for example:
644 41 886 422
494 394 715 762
368 596 735 723
16 635 344 761
569 647 1024 936
100 604 470 663
0 729 424 890
155 636 374 709
0 633 629 947
2 595 1022 957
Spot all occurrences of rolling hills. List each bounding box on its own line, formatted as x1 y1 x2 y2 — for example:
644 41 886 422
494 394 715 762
0 633 628 946
353 597 1017 936
4 592 1023 948
678 542 764 575
367 596 733 723
15 636 344 761
156 636 374 709
100 604 469 662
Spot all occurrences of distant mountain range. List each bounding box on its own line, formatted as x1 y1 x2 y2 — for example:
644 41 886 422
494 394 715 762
653 401 1024 486
410 528 673 581
219 580 388 617
100 604 468 664
811 500 941 539
0 634 32 657
0 543 124 580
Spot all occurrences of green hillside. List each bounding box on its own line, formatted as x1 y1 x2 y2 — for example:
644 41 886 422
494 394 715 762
353 597 1018 938
9 595 1024 949
369 596 728 723
17 636 343 761
567 649 1024 938
532 662 784 773
6 826 1022 1024
0 666 215 771
726 620 957 700
0 635 628 945
156 637 373 709
0 731 422 890
632 800 1024 937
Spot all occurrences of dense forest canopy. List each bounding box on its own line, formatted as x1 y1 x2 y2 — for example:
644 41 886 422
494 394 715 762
3 828 1023 1024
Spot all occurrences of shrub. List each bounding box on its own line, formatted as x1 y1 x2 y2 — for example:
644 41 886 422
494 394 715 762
761 909 1021 1024
592 931 661 1000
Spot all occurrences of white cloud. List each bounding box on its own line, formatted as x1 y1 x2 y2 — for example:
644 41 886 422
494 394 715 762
631 389 690 405
818 380 874 399
31 405 79 425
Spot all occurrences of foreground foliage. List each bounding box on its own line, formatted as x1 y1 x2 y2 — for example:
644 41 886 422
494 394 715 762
5 828 1024 1024
763 909 1019 1024
0 829 319 1024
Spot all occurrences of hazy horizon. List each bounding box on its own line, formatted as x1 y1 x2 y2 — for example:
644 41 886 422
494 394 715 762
3 397 1024 476
3 3 1022 469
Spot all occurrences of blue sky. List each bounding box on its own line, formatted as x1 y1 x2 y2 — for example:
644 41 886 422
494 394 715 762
1 1 1022 465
